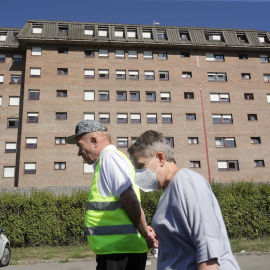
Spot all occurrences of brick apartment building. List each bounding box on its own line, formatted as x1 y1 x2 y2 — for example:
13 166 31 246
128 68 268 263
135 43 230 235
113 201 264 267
1 20 270 187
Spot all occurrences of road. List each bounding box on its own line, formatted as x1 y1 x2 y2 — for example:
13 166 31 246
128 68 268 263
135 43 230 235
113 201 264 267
6 254 270 270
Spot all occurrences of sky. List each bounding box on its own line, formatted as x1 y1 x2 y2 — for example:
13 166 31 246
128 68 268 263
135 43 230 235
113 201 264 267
1 0 270 32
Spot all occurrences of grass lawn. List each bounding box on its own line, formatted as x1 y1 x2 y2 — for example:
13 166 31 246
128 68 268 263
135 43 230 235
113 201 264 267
10 237 270 264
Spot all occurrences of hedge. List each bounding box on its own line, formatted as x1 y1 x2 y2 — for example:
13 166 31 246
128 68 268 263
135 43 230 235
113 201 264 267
0 182 269 247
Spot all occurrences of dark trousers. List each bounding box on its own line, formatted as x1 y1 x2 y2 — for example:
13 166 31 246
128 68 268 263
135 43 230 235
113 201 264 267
96 252 147 270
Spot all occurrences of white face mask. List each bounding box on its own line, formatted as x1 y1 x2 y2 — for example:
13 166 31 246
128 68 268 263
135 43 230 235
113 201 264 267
135 157 160 192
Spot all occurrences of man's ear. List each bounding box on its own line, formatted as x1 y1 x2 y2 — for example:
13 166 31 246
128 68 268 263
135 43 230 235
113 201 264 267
156 152 166 167
90 136 98 146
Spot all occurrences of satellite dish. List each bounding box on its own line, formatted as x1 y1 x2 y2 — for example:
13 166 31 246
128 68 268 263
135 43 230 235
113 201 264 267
153 20 160 25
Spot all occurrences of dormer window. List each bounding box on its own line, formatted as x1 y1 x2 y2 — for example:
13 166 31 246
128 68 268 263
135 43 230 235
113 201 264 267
237 34 248 43
0 32 7 41
208 34 221 41
127 30 136 38
142 31 152 39
157 31 166 39
84 28 94 36
32 26 42 34
58 25 68 35
98 29 108 37
115 30 124 38
180 32 189 40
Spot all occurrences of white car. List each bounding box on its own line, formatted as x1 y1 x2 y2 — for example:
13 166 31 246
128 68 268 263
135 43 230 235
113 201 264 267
0 228 11 267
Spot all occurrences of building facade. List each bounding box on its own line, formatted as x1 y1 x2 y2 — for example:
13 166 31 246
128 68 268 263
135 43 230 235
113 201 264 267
1 20 270 187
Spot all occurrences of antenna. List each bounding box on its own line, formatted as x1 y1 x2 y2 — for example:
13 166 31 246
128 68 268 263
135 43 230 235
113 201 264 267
153 20 160 26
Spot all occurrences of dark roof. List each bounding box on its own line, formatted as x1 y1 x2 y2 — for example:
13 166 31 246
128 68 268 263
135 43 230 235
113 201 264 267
13 20 270 48
0 27 22 48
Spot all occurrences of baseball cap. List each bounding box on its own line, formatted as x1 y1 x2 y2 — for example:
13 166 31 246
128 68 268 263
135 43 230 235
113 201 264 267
66 120 107 144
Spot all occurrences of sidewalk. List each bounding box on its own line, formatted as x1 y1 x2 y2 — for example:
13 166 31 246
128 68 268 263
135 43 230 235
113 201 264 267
6 253 270 270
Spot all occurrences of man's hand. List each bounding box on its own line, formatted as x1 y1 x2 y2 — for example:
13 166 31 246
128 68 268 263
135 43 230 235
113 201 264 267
146 226 159 248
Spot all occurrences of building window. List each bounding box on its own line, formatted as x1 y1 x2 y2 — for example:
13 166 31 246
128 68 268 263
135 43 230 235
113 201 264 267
180 52 190 58
7 118 18 128
27 113 39 123
54 162 66 170
215 137 236 148
158 52 167 59
208 73 227 82
116 91 127 101
56 90 67 97
84 113 95 120
129 70 139 79
206 53 225 61
32 26 42 34
128 50 138 58
260 55 269 63
212 114 232 124
58 26 68 35
247 114 257 121
267 94 270 103
188 137 198 144
0 33 7 41
239 54 248 60
142 31 152 39
57 68 68 75
263 74 270 83
98 29 108 37
147 114 157 123
218 161 239 171
115 30 124 38
131 137 138 144
12 54 22 63
166 137 174 148
157 31 166 39
84 90 95 101
30 68 41 77
259 36 266 43
84 28 94 36
0 74 3 84
130 91 140 101
190 161 201 168
242 73 251 80
117 113 128 123
55 137 66 145
182 71 192 78
251 137 261 144
84 163 94 173
32 47 42 56
255 160 265 167
29 90 40 100
84 69 95 78
58 47 68 54
146 92 156 101
207 34 221 41
159 71 169 80
144 51 153 59
99 70 109 79
9 96 19 106
145 71 155 80
162 114 172 123
238 34 248 43
56 112 67 120
127 31 136 38
5 142 16 153
99 91 109 101
99 113 110 123
0 54 5 62
26 137 38 148
210 93 230 102
115 50 125 58
10 75 21 84
244 93 254 100
161 92 171 102
24 163 36 174
85 49 95 57
130 113 141 123
186 114 196 120
116 70 126 79
3 166 15 178
117 137 128 148
99 49 109 57
0 96 2 105
184 92 194 99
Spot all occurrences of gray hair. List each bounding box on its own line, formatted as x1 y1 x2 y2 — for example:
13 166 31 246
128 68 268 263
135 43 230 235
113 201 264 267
128 130 175 162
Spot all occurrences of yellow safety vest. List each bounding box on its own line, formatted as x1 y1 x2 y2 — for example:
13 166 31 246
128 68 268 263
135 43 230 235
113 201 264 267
85 149 147 254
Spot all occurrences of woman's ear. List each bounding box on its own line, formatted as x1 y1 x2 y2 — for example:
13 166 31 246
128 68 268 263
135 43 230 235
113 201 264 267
156 152 166 166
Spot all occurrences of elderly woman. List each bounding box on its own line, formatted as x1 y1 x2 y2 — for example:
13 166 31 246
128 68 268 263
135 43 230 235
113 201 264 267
128 130 240 270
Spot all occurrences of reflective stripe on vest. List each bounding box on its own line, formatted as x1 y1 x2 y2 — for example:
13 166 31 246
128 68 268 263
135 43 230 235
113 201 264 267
85 149 147 254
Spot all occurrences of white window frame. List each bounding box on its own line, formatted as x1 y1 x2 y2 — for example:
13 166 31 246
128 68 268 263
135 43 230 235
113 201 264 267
129 70 139 79
117 137 128 148
30 68 41 77
84 113 95 120
84 29 94 36
98 30 108 37
128 50 138 58
263 74 270 83
99 49 109 57
117 113 128 123
142 31 151 38
116 70 126 79
127 31 136 38
0 74 3 83
115 30 124 37
31 47 42 56
144 51 153 59
9 96 20 106
24 163 36 174
84 90 95 101
84 69 95 78
130 113 141 123
5 142 16 152
115 50 125 58
0 34 7 41
32 27 42 34
4 166 15 177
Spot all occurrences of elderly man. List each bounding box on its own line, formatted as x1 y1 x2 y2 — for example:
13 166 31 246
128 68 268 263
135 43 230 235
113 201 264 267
128 130 241 270
66 120 152 270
